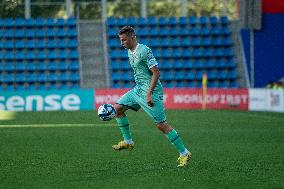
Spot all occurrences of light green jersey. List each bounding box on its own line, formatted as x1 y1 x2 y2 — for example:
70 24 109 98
128 43 163 96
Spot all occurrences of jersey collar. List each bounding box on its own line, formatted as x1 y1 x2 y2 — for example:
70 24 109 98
130 43 140 54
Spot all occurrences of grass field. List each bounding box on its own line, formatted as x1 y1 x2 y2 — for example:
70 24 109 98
0 110 283 189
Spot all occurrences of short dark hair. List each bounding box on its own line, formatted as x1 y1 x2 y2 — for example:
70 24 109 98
118 26 135 36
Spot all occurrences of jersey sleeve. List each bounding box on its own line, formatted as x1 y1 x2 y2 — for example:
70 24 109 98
145 47 158 69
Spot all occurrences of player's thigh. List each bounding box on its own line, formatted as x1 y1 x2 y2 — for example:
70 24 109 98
116 89 141 112
140 97 167 123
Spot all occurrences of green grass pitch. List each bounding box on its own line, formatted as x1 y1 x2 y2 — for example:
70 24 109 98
0 110 283 189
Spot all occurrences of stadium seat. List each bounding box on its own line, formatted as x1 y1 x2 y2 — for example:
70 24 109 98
126 17 137 26
168 17 177 26
178 17 187 25
200 16 208 25
189 16 199 25
220 16 229 25
46 18 56 27
25 18 35 28
148 16 157 26
117 18 127 26
35 18 45 27
209 16 218 26
158 17 167 26
56 18 65 28
3 18 13 28
137 17 147 26
14 18 25 28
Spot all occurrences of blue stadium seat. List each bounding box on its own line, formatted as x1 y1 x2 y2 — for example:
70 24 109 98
1 73 14 83
37 62 47 71
2 61 14 71
46 18 56 27
14 29 25 38
178 17 187 25
3 40 14 49
229 81 238 88
3 18 13 28
15 73 26 82
35 28 45 38
200 27 210 36
148 16 157 26
3 29 13 38
26 51 36 60
66 28 77 37
58 50 67 59
15 40 25 50
168 16 177 26
37 73 46 82
25 29 35 38
188 27 199 36
189 16 199 25
158 27 169 36
209 16 218 26
148 27 158 36
69 61 79 70
47 50 57 60
46 28 57 38
46 72 58 82
107 17 116 27
4 52 14 60
56 18 65 28
66 39 78 48
201 37 212 46
126 17 137 26
26 62 37 71
200 16 208 25
46 40 57 49
68 50 78 59
37 51 47 60
14 18 25 28
179 27 190 36
47 61 57 71
220 16 229 25
35 18 45 27
222 37 233 46
57 40 67 49
26 72 36 82
210 26 222 36
58 61 68 70
25 18 35 28
168 26 179 36
15 51 26 60
15 61 25 71
137 17 147 27
158 17 167 26
56 28 67 37
207 70 217 79
117 18 127 26
67 17 76 27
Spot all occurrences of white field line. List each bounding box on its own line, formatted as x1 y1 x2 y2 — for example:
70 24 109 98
0 123 116 128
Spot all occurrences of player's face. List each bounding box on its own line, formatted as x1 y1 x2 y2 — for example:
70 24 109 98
119 33 135 49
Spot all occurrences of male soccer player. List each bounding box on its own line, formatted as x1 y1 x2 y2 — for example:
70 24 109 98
112 26 191 167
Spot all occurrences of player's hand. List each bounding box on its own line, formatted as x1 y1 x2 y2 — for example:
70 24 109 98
146 92 154 107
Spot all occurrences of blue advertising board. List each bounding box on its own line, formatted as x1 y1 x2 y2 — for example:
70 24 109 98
0 89 94 111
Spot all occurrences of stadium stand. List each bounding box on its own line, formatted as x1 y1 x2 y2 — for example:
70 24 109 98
106 16 238 88
0 17 80 91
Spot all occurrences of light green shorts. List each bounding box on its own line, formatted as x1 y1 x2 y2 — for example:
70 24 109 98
116 87 166 123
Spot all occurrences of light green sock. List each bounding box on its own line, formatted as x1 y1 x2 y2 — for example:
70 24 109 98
166 129 188 154
116 116 132 141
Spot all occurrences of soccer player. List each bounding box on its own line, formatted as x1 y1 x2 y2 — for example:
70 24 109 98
112 26 191 167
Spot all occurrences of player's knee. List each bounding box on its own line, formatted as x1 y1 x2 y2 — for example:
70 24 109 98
114 104 125 117
156 122 173 134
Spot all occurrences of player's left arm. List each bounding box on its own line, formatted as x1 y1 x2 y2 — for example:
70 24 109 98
146 47 159 107
147 66 160 107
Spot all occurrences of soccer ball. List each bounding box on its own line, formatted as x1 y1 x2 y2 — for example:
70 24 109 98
98 104 116 121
